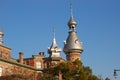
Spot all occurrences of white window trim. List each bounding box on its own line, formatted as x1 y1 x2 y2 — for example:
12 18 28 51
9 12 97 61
36 62 42 69
0 67 2 76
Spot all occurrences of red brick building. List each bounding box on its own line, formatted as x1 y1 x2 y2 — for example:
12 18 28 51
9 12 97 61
0 30 43 79
0 4 83 80
0 28 64 80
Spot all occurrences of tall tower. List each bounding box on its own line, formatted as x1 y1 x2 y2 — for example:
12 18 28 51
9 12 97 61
48 29 62 58
63 3 83 62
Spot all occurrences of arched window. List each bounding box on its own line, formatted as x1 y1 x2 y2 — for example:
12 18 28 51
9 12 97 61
36 62 42 69
0 67 2 76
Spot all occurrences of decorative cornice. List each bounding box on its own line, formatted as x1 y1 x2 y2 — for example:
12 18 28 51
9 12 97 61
0 45 11 50
0 57 43 71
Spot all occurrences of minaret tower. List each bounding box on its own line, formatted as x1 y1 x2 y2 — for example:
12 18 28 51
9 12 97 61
63 3 83 62
48 28 62 58
0 29 4 45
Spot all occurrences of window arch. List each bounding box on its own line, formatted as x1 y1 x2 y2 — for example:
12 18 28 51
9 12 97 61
36 62 42 69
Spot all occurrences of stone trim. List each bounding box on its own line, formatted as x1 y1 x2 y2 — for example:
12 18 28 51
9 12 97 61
0 45 11 50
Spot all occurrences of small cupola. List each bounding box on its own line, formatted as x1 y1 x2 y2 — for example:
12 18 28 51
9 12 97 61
63 3 83 62
48 37 61 53
0 29 4 45
48 29 61 58
67 3 77 31
68 16 77 29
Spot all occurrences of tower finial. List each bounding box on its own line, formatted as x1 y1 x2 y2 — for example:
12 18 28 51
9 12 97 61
70 2 73 17
52 27 55 39
68 2 77 30
48 27 62 57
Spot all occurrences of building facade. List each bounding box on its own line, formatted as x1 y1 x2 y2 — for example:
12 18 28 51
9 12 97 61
0 4 83 80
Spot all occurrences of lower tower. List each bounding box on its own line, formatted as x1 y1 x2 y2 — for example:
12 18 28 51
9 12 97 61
63 4 83 62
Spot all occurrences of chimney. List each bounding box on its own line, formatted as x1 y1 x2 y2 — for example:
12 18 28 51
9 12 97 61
19 52 24 64
39 52 44 56
58 72 62 80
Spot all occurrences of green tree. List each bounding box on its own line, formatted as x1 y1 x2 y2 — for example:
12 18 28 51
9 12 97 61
105 77 110 80
41 59 100 80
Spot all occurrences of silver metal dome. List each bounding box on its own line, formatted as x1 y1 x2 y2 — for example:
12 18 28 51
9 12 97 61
48 37 61 53
63 31 83 53
68 16 77 27
48 29 61 54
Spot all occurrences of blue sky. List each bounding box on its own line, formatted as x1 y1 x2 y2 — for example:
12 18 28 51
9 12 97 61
0 0 120 79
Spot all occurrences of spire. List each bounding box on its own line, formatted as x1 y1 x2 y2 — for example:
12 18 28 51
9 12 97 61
50 28 58 50
0 29 4 45
48 28 61 57
63 3 83 61
53 28 55 39
70 2 73 18
68 3 77 31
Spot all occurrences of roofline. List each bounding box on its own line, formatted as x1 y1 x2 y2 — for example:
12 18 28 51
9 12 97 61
0 44 11 50
43 57 65 61
0 58 43 71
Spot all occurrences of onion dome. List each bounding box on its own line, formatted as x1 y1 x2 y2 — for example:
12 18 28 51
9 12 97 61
63 31 83 53
48 37 61 53
48 29 61 58
63 3 83 54
67 3 77 30
68 16 77 28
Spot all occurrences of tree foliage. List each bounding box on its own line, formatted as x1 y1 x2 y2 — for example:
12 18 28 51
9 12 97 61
41 59 100 80
105 77 110 80
0 59 110 80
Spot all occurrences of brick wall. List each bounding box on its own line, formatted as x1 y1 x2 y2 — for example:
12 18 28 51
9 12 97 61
67 53 81 62
0 45 11 59
0 59 42 80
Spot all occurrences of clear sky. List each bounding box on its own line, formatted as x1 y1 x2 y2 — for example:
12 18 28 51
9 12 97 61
0 0 120 79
